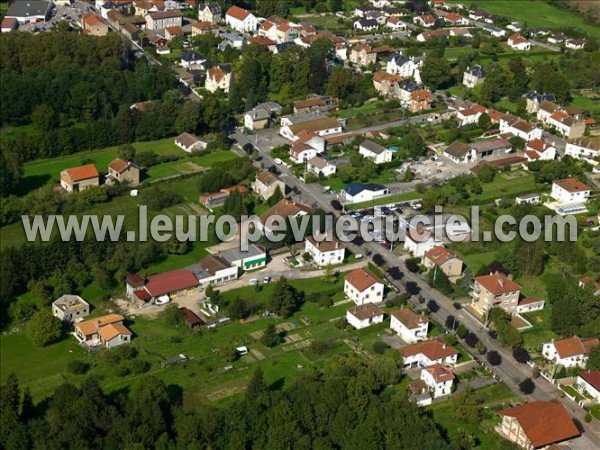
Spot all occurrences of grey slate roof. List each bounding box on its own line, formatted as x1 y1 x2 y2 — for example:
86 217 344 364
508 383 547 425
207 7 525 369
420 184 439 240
6 0 52 19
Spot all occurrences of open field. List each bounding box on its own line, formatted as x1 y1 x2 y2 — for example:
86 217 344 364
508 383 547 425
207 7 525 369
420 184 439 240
445 45 562 66
0 275 379 404
346 190 422 210
448 0 600 40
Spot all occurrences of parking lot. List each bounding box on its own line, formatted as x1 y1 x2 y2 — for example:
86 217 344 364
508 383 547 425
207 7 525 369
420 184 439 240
19 2 90 33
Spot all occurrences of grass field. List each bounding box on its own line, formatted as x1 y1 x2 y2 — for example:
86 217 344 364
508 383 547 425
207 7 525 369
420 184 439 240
448 0 600 40
445 45 562 66
571 93 600 115
346 190 422 210
427 382 519 448
0 274 375 404
19 139 237 194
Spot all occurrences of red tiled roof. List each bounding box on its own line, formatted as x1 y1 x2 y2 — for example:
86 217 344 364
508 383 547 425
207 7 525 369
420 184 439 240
208 66 227 82
508 33 528 45
306 235 344 253
527 139 550 152
165 25 183 35
193 21 217 30
391 309 428 329
1 18 17 29
498 401 580 448
424 246 457 266
553 336 599 359
410 90 432 102
578 370 600 392
64 164 99 182
347 303 384 320
109 158 130 173
424 363 455 383
144 269 199 297
226 5 250 21
475 273 521 295
249 35 276 46
553 177 590 193
345 268 383 292
518 297 544 306
400 338 458 360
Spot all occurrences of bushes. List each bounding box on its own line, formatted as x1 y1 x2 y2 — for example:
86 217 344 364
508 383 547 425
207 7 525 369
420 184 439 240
310 340 333 355
373 341 390 355
489 308 524 349
67 360 90 375
130 359 151 375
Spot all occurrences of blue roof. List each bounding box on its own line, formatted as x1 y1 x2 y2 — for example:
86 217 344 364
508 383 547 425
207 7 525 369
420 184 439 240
344 182 386 196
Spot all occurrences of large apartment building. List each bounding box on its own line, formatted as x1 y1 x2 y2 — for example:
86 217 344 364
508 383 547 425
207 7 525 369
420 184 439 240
470 272 522 317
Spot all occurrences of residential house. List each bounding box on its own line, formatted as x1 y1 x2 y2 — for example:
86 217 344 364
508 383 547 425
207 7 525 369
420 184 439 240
359 140 393 164
346 303 385 330
75 314 132 348
353 6 375 17
83 13 109 36
205 64 232 93
354 18 378 31
60 164 100 193
409 89 433 112
225 5 257 33
404 227 441 257
463 65 486 88
306 156 336 177
259 17 300 44
516 297 545 314
251 170 286 201
258 198 312 234
218 32 244 50
443 12 468 26
548 33 568 45
413 14 436 28
344 268 385 305
546 110 586 139
526 91 556 114
164 25 183 40
145 10 182 30
507 33 531 51
293 95 338 115
421 364 454 398
289 142 322 164
188 254 237 287
217 244 267 271
454 103 486 126
482 24 506 38
423 246 463 280
470 272 522 317
390 309 428 343
386 17 407 30
576 370 600 401
198 2 221 24
305 235 345 267
280 117 343 142
126 269 201 305
199 184 247 210
180 51 206 69
551 178 591 204
515 194 541 205
523 138 556 161
342 182 389 203
565 137 600 165
499 114 543 141
192 20 219 36
107 158 140 186
175 132 207 153
244 108 270 130
52 295 90 323
443 138 512 164
542 336 599 368
349 44 377 66
373 72 402 96
565 38 586 50
497 401 580 449
400 338 458 368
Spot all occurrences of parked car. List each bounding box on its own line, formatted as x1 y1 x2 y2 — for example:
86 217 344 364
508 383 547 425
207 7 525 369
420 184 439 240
249 278 258 285
155 295 170 305
263 276 271 284
273 158 283 165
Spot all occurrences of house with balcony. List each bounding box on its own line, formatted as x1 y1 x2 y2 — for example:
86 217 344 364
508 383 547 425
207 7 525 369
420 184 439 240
344 268 385 305
400 338 458 368
470 272 522 317
390 309 428 343
542 336 599 368
305 235 345 267
421 364 454 398
551 178 591 204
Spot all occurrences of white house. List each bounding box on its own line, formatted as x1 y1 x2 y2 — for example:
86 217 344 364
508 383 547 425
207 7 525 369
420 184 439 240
205 65 232 93
305 235 345 267
507 33 531 51
386 17 407 31
225 5 258 33
244 108 270 130
344 268 385 305
400 338 458 368
74 314 132 349
359 140 393 164
52 295 90 323
551 178 591 204
198 2 221 24
290 143 322 164
390 309 428 343
404 228 441 258
524 138 556 161
565 137 600 165
342 182 389 204
515 194 541 205
499 115 543 141
386 53 423 84
421 364 455 398
280 117 343 142
354 18 378 31
542 336 599 368
576 371 600 402
175 132 207 153
516 297 545 314
307 156 336 177
180 51 206 69
346 303 385 330
463 65 486 88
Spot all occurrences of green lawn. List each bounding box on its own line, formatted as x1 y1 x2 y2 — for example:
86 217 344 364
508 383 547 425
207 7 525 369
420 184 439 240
448 0 600 40
477 171 539 204
427 383 519 448
445 45 561 66
335 101 385 119
346 190 422 210
571 93 600 115
520 308 557 352
591 405 600 421
1 275 359 403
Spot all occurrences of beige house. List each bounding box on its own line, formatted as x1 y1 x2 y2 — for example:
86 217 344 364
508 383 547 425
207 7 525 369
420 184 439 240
192 20 219 37
497 401 580 449
423 246 463 280
470 272 521 317
349 44 377 66
251 170 286 201
198 2 221 24
60 164 100 193
74 314 132 349
52 295 90 323
145 10 182 30
83 13 109 36
205 65 232 93
108 158 140 186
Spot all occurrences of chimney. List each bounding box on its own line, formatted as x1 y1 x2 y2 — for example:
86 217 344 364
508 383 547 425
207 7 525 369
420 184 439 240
442 343 447 349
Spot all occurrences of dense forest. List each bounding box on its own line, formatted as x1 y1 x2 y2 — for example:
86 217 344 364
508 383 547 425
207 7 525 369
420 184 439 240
0 356 464 450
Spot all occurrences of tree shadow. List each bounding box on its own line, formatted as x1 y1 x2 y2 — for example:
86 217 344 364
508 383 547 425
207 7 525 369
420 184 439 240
18 174 52 195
